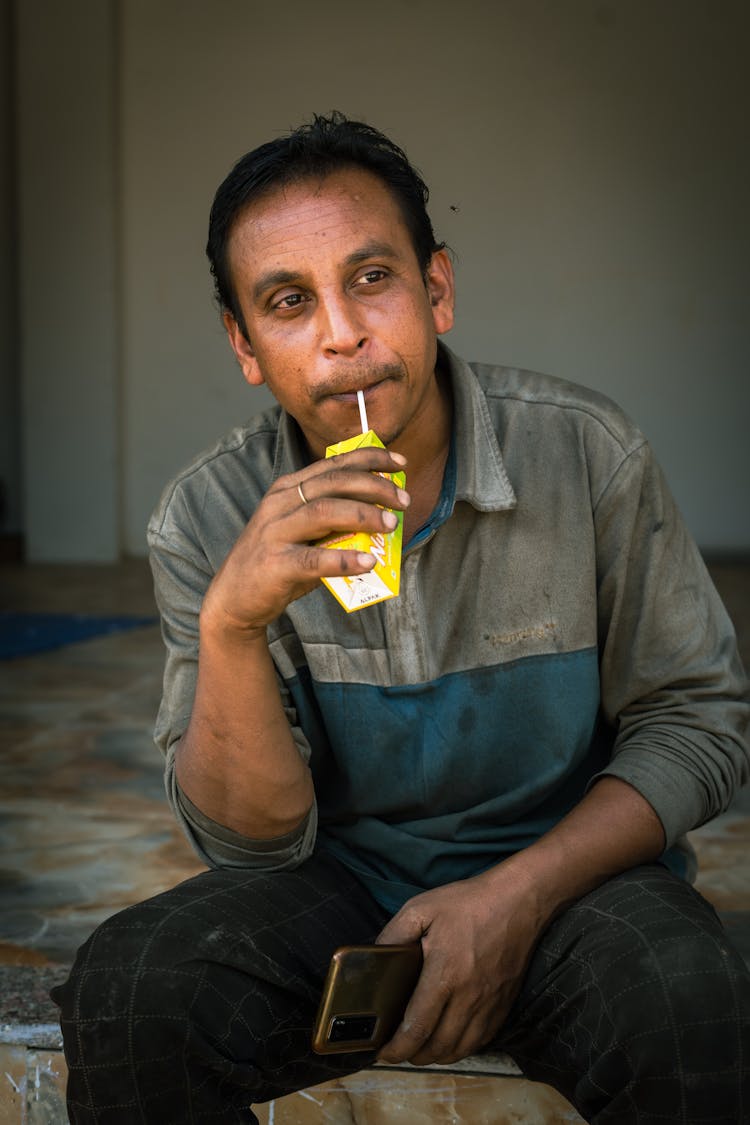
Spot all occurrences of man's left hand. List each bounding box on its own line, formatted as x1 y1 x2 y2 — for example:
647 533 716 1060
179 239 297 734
375 862 547 1065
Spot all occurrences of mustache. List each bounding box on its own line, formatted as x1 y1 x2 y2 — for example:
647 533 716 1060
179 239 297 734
312 362 403 402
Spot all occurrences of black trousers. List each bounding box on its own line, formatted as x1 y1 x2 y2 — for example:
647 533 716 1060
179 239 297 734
52 855 750 1124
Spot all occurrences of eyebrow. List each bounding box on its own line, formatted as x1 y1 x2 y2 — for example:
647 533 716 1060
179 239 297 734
344 240 401 267
251 240 402 304
252 268 301 304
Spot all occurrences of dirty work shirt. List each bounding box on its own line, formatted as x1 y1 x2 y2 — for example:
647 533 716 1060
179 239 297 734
148 344 749 913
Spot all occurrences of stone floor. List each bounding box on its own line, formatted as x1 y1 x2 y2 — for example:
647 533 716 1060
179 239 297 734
1 557 748 1123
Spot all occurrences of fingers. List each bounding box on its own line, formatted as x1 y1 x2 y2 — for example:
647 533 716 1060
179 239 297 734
377 989 447 1064
288 445 406 492
211 447 409 631
376 906 425 948
286 495 403 546
282 449 409 515
375 923 448 1064
292 541 378 579
378 979 504 1067
273 448 409 561
305 445 407 478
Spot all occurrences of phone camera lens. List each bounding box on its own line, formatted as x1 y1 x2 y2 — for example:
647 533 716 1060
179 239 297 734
328 1014 378 1043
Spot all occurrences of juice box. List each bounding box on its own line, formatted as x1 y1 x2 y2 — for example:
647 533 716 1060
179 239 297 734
319 430 405 612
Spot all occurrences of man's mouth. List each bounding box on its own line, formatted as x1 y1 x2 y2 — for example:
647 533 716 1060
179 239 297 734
315 364 403 405
327 380 388 404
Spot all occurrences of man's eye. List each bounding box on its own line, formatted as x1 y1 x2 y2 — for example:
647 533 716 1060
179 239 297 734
356 269 388 286
273 292 306 310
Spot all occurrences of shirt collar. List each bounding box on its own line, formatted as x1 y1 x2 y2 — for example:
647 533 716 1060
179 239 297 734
272 409 309 483
440 341 516 512
271 341 517 514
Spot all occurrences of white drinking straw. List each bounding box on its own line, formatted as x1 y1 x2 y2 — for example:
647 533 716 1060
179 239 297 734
357 389 369 434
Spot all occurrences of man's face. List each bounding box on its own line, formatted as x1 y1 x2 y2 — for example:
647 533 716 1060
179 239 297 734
223 167 454 459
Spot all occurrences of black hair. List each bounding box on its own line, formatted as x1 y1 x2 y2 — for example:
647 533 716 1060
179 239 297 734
206 111 444 332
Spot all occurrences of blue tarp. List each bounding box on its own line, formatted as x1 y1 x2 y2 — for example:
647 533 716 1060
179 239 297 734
0 612 158 660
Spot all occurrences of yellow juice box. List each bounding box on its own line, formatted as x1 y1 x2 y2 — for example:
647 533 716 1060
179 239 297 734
320 430 405 612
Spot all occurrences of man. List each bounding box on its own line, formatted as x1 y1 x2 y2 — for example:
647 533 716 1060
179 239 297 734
55 113 749 1123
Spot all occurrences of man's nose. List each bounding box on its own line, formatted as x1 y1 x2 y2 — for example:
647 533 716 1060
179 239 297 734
318 294 367 356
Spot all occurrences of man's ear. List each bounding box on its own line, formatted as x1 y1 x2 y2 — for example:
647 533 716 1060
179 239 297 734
425 249 455 336
223 311 265 387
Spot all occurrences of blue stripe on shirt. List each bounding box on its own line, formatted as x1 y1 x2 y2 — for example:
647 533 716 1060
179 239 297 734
286 646 619 909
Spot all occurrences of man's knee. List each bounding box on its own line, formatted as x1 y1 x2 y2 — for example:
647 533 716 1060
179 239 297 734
506 868 750 1120
608 911 748 1087
54 895 200 1053
54 858 384 1056
55 870 294 1030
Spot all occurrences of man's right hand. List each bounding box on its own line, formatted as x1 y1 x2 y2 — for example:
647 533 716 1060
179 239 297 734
201 446 409 637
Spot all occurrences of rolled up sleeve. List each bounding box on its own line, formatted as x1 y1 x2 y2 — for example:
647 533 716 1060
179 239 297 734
148 496 318 871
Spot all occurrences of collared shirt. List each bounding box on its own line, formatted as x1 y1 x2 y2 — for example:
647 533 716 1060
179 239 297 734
148 344 749 913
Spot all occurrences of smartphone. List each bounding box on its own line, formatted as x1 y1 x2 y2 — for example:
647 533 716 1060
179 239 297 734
311 942 423 1054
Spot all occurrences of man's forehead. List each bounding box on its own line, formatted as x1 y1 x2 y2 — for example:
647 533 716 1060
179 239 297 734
227 167 411 261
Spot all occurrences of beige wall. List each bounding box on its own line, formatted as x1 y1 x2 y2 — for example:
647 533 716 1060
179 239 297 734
15 0 750 558
17 0 119 560
0 0 19 535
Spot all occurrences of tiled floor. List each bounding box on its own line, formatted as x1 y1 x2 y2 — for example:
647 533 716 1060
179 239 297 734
1 557 748 1122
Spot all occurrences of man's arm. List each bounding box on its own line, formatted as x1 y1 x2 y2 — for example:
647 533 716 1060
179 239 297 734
175 621 314 839
168 445 409 841
377 440 747 1068
376 774 665 1066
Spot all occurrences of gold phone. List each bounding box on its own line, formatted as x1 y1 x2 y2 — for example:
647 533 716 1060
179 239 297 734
311 942 423 1054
